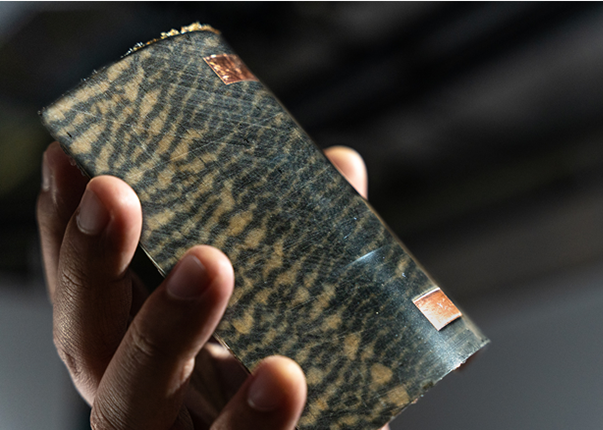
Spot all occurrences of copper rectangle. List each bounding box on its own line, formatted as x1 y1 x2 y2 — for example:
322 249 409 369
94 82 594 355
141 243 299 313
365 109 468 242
203 54 258 85
413 288 462 331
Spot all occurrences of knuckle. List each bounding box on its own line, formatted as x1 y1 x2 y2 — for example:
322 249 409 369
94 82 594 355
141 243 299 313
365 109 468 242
59 261 91 293
53 333 99 402
52 316 101 386
90 401 124 430
53 316 81 370
53 324 90 380
57 243 116 297
129 321 170 364
55 340 84 379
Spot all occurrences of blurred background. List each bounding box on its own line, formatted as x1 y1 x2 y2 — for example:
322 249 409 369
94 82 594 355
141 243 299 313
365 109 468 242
1 2 603 429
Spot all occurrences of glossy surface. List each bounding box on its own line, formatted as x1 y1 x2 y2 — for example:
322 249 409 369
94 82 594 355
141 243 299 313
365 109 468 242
40 28 488 430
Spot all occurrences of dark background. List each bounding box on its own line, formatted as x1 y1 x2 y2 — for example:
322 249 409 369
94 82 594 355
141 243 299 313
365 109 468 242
1 2 603 429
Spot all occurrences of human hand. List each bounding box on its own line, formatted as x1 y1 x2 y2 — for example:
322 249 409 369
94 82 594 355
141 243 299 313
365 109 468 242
37 142 387 429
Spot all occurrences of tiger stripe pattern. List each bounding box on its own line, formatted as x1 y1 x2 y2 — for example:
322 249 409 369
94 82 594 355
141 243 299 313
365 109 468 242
41 29 488 430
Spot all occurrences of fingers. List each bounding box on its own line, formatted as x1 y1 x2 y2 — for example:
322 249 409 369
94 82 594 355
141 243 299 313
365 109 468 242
52 175 142 403
210 356 306 430
91 246 234 430
37 142 89 300
324 146 368 199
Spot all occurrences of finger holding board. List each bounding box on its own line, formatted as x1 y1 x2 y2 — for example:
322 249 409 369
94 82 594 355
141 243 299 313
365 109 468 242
41 23 488 430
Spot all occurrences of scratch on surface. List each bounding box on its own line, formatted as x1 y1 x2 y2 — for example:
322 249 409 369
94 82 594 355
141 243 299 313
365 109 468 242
273 164 332 206
179 86 281 127
69 99 278 155
342 245 390 273
286 295 318 313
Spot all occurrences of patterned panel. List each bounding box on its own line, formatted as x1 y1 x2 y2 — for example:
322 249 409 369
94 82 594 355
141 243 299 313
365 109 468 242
41 28 488 430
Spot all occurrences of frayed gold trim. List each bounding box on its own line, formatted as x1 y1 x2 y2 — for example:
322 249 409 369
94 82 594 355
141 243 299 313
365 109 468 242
180 23 220 35
126 23 220 56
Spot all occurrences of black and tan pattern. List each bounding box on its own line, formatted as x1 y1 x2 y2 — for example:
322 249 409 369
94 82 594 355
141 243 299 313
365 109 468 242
41 27 488 430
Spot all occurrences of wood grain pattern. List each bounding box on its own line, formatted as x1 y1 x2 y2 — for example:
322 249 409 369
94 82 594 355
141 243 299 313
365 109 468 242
40 27 488 430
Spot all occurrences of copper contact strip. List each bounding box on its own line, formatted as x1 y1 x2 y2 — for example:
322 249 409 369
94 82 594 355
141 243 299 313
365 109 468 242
413 287 462 331
203 54 258 85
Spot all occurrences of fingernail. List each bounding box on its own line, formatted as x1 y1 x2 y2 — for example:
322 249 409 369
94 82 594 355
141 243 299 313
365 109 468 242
42 152 51 192
247 364 283 412
166 254 209 299
76 188 110 235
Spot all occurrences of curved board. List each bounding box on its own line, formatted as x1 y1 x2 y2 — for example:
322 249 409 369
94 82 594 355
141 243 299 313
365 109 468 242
41 25 488 430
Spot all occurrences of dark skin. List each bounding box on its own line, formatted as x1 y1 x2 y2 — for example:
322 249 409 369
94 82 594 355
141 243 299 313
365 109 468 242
38 142 389 430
